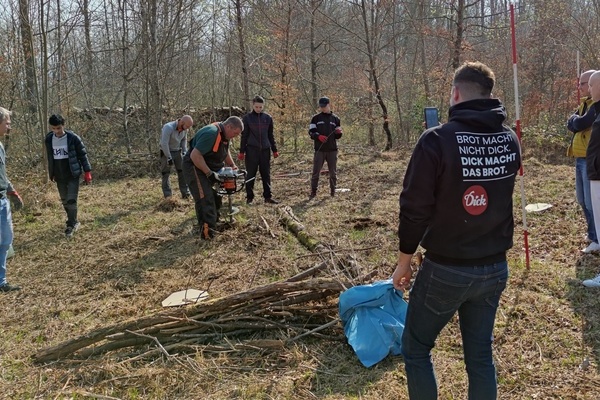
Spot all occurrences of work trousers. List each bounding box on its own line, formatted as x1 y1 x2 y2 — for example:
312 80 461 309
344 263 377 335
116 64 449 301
161 150 190 198
183 161 222 235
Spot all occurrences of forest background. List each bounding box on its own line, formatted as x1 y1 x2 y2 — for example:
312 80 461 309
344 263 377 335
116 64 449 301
0 0 594 168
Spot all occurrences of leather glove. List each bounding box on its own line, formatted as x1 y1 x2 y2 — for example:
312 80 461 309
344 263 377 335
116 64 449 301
7 191 23 211
273 152 279 158
206 171 222 184
84 171 92 184
318 135 327 143
237 153 245 161
167 158 174 166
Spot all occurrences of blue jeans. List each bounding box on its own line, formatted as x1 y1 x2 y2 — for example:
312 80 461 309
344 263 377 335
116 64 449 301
0 198 14 286
576 157 596 242
401 258 508 400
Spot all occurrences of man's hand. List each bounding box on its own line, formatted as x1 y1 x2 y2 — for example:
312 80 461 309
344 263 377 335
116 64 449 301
392 252 414 291
318 135 327 143
84 171 92 184
273 152 279 158
237 153 245 161
7 191 23 211
167 158 174 166
206 171 222 184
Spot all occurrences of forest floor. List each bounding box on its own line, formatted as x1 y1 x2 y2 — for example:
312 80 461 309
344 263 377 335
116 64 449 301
1 135 600 399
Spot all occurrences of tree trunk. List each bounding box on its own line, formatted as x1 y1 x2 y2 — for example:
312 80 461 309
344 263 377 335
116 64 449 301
234 0 250 108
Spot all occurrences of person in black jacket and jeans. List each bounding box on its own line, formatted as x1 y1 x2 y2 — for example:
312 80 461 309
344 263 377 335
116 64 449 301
45 114 92 238
238 96 279 205
393 62 521 399
308 96 342 199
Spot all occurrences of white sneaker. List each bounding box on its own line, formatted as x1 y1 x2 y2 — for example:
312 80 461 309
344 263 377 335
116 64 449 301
583 274 600 287
582 242 600 254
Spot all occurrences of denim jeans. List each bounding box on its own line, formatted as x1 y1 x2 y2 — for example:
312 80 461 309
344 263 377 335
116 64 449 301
0 198 14 286
401 258 508 400
576 158 596 242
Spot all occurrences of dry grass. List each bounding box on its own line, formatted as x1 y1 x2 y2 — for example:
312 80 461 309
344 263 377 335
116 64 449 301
1 139 600 399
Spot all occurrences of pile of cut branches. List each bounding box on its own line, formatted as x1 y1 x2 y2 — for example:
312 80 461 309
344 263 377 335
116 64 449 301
34 276 354 364
33 205 376 364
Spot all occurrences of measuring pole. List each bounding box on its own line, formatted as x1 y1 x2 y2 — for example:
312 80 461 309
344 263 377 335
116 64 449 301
577 50 581 103
510 3 530 269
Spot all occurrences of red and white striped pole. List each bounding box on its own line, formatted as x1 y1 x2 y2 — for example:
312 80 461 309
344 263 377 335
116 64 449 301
510 3 530 269
577 50 581 103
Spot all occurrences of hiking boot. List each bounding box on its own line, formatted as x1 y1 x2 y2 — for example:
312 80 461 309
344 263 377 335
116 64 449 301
201 223 214 240
246 198 254 205
0 282 21 292
65 222 81 238
583 274 600 288
582 242 600 254
309 192 316 200
330 190 335 197
265 198 279 204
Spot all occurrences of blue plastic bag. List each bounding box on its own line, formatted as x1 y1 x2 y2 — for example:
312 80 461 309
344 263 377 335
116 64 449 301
339 279 408 367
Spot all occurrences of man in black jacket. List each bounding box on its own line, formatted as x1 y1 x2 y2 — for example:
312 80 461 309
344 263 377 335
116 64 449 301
308 96 342 199
238 96 279 205
45 114 92 238
393 62 521 399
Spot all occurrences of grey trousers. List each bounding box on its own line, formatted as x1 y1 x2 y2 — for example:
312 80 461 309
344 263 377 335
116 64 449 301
161 150 190 197
310 150 338 194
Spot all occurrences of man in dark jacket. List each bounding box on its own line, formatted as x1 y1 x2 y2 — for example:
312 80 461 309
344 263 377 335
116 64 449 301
393 62 521 399
308 96 342 199
238 96 279 205
45 114 92 238
183 116 242 240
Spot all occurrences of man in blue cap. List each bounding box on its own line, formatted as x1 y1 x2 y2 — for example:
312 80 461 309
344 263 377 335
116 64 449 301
308 96 342 199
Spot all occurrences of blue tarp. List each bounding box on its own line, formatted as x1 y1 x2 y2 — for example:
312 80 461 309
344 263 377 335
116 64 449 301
339 279 408 367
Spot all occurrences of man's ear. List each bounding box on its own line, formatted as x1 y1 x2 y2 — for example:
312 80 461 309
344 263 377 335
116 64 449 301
452 85 460 103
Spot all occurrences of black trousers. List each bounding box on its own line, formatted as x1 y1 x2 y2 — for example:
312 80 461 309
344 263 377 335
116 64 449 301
245 147 272 201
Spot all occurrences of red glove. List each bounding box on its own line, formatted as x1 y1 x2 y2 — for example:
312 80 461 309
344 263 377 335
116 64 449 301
318 135 327 143
335 127 342 136
84 171 92 184
237 153 245 161
273 152 279 158
7 191 23 211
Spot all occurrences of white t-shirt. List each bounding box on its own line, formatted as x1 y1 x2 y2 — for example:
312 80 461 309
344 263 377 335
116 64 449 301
52 134 69 159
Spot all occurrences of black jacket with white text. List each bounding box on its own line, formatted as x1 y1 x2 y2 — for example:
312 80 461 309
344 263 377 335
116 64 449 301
398 99 521 266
